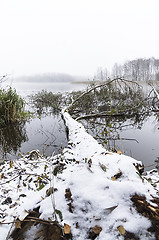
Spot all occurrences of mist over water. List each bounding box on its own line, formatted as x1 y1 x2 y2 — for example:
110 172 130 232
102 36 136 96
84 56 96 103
1 74 89 97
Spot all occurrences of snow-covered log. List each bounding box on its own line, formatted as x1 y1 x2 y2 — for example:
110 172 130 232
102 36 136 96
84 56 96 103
0 111 158 240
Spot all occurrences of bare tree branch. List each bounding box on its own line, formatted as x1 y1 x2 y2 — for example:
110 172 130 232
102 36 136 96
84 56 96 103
0 75 8 84
66 77 141 112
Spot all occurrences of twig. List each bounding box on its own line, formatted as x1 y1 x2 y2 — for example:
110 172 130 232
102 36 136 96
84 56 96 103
0 75 7 83
0 172 50 185
97 136 139 143
5 221 14 240
1 217 60 226
49 157 57 221
149 84 159 100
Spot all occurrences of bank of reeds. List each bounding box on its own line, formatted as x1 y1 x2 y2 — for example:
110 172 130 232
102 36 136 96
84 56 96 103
0 87 25 126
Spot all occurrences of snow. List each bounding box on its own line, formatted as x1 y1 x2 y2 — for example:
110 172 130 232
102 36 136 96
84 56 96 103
0 111 158 239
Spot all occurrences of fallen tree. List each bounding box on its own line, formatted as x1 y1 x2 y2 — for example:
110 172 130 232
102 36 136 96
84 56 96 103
67 77 159 121
0 77 159 240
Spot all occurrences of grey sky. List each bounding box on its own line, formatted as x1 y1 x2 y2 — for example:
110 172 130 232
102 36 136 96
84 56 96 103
0 0 159 77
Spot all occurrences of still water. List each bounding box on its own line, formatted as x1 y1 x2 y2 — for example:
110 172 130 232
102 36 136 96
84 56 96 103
84 114 159 171
2 80 87 97
0 80 86 160
0 80 159 171
113 116 159 170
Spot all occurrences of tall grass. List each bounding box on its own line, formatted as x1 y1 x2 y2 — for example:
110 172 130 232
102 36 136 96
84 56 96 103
0 87 25 125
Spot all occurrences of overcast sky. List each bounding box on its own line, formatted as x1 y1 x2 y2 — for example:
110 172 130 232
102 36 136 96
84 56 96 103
0 0 159 78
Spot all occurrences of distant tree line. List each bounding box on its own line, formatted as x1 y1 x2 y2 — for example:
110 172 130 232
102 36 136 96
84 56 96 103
16 73 87 83
95 57 159 81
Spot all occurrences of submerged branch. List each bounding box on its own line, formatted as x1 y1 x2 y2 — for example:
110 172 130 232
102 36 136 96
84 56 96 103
97 136 139 143
75 112 125 121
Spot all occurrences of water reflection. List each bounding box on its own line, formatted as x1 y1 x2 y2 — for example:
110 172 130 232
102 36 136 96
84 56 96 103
19 114 67 156
81 114 159 171
0 121 28 158
0 113 68 160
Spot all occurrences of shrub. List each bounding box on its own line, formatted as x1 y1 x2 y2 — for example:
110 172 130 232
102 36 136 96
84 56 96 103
0 87 25 125
31 90 62 115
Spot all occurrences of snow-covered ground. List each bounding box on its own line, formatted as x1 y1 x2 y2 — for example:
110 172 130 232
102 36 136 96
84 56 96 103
0 111 158 239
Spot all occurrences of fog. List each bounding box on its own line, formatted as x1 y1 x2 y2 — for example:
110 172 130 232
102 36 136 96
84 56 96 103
0 0 159 78
15 73 89 83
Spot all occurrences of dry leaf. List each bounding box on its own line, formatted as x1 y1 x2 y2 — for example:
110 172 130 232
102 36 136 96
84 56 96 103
111 176 116 181
15 221 21 229
104 205 118 213
0 219 5 223
46 187 58 196
1 173 4 179
117 225 126 235
10 161 13 168
10 202 18 208
19 210 29 221
65 188 72 201
64 223 71 234
90 216 101 221
92 225 102 235
88 159 92 167
111 170 122 181
148 205 158 213
133 163 144 174
117 150 122 155
99 162 107 172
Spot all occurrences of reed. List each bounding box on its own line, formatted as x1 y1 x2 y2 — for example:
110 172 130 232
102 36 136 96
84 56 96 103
0 87 25 125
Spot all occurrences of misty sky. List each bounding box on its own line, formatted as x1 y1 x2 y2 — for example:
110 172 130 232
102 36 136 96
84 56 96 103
0 0 159 78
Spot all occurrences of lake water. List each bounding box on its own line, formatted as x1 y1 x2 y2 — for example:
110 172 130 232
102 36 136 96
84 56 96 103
0 80 87 160
2 80 87 97
112 116 159 170
0 80 159 171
